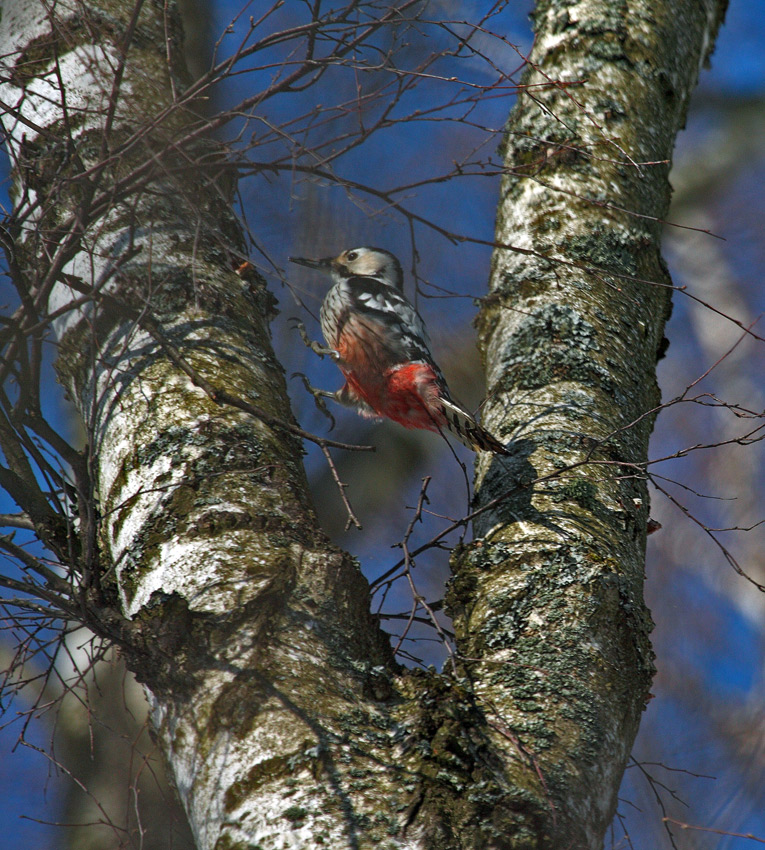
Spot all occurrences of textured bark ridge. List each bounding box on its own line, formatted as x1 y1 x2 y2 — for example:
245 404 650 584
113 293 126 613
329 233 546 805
0 1 727 848
457 0 728 846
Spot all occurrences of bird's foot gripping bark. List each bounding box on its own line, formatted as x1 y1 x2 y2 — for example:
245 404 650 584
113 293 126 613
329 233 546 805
291 372 337 428
289 318 340 360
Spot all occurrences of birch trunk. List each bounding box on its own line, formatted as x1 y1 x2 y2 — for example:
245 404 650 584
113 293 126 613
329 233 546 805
0 1 726 849
460 0 728 846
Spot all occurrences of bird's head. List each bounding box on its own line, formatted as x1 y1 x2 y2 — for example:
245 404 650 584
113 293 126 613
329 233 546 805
290 247 404 290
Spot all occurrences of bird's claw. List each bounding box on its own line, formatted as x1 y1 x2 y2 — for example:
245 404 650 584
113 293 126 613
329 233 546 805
291 372 337 429
289 317 338 359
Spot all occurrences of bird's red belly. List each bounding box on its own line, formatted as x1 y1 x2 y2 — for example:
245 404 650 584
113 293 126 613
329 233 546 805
343 362 445 432
334 315 445 431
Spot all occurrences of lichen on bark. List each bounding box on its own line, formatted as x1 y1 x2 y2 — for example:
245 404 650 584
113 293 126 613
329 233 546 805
450 0 728 846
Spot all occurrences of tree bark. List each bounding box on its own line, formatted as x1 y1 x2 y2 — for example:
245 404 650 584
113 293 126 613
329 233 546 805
457 0 728 846
0 1 727 849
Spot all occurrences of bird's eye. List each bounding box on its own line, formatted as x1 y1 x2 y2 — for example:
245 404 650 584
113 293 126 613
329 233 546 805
346 251 358 261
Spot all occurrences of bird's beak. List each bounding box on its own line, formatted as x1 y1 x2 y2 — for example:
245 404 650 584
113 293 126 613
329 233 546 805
289 255 333 272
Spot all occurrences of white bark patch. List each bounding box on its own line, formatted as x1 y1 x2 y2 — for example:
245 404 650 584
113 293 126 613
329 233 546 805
129 532 269 617
50 232 195 339
89 326 243 614
0 3 49 66
1 43 126 147
151 658 416 850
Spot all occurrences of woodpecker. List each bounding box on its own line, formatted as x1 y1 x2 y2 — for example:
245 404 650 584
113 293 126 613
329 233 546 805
289 247 508 454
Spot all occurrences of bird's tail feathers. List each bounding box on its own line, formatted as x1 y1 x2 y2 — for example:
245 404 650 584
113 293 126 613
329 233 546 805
439 398 508 455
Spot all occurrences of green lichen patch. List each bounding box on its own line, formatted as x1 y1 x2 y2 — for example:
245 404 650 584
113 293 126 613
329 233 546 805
496 303 616 395
213 836 264 850
550 478 599 511
281 805 308 823
563 227 646 275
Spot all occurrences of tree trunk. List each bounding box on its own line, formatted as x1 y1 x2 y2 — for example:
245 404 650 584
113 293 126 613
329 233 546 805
0 1 726 849
458 0 728 846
